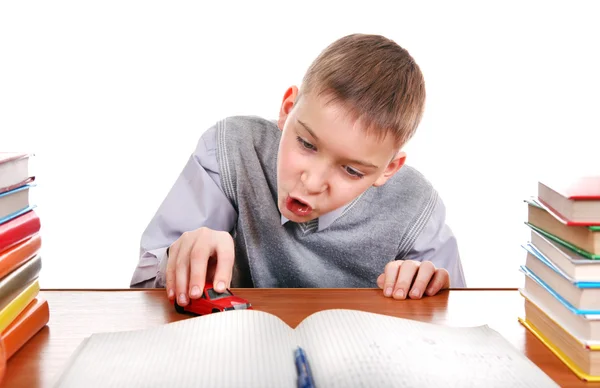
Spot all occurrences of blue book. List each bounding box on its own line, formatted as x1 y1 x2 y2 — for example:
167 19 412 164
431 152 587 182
0 185 35 226
520 265 600 315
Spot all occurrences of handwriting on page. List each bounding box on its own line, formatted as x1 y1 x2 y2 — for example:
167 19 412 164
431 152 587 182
296 310 558 388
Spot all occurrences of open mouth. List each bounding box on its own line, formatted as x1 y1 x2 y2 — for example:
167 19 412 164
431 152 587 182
285 195 313 217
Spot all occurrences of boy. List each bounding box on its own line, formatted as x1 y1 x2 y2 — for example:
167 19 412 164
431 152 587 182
131 34 466 308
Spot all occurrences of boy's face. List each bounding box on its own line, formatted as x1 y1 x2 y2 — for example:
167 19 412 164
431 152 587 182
276 86 406 223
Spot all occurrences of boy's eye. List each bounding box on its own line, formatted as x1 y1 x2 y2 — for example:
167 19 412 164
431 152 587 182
344 166 364 179
296 136 316 151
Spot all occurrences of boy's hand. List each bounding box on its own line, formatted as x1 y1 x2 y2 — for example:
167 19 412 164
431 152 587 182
165 227 235 306
376 260 449 300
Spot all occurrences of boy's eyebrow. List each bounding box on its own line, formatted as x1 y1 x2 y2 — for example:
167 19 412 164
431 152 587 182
298 120 319 140
297 119 379 169
348 158 378 169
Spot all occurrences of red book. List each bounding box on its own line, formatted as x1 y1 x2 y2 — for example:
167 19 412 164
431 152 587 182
1 297 49 360
538 177 600 225
0 210 40 254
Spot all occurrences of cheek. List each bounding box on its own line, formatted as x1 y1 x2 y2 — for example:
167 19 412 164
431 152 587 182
329 177 372 203
278 140 304 179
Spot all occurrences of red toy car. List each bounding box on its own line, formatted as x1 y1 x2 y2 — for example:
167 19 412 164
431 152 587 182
174 283 252 315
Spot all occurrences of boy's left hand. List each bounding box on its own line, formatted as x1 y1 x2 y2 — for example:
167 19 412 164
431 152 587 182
376 260 449 300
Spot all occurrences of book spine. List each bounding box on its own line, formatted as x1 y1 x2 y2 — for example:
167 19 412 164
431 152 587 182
0 255 42 310
0 210 41 254
0 280 40 333
0 234 41 280
1 297 49 360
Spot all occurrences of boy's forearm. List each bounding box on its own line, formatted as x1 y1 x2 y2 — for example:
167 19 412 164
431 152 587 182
401 195 466 288
130 278 158 289
130 246 169 288
131 127 238 288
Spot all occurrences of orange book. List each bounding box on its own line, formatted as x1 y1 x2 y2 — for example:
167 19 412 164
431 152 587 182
1 297 49 359
0 234 41 280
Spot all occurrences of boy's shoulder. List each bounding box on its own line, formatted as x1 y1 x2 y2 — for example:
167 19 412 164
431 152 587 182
217 115 278 137
215 115 280 172
386 164 435 195
215 115 281 162
367 164 438 218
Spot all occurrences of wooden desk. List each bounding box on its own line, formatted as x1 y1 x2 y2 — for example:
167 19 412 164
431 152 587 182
2 288 597 388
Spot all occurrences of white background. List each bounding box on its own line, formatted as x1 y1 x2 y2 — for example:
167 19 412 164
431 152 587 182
1 1 599 289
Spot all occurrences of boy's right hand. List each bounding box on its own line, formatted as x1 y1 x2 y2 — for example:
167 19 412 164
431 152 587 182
165 227 235 306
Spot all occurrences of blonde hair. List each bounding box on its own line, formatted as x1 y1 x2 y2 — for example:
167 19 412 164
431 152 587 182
301 34 426 147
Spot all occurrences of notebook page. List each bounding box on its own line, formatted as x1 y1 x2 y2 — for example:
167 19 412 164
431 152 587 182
53 310 298 388
296 309 559 388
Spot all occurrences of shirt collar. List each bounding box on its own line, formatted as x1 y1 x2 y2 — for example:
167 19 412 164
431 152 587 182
280 204 348 232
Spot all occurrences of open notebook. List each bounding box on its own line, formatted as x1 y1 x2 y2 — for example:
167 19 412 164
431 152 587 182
52 309 558 388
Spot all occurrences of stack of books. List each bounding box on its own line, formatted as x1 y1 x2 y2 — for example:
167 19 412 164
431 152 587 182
519 176 600 381
0 153 49 369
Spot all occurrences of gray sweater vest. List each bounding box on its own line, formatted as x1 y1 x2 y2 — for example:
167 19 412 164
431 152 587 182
216 116 436 288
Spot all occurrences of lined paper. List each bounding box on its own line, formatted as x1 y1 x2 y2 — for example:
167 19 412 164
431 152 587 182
296 310 559 387
53 309 559 388
53 310 297 388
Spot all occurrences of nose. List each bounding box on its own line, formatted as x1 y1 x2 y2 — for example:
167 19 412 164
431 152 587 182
300 165 329 194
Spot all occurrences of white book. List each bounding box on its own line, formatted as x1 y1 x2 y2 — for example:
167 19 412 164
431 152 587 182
52 309 558 388
0 185 31 222
523 250 600 311
0 153 32 193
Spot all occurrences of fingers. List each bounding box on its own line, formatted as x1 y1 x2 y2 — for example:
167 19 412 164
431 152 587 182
409 261 435 299
188 240 212 300
376 273 385 289
166 228 236 307
379 260 447 300
205 257 217 285
165 242 180 301
174 234 194 306
382 261 401 297
212 232 235 293
393 261 419 299
424 268 450 296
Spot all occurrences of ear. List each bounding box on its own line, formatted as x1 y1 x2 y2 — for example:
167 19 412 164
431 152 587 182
277 86 298 131
373 151 407 187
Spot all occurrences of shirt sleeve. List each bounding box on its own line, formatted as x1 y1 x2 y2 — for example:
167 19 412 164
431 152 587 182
401 195 467 288
130 125 237 288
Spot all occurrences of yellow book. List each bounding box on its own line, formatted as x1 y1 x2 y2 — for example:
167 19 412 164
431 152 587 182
0 279 40 332
520 316 600 382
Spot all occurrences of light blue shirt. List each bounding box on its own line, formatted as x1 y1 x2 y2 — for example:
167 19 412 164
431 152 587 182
131 126 466 288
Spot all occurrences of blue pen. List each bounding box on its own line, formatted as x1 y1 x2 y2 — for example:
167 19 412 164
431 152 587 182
295 347 316 388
